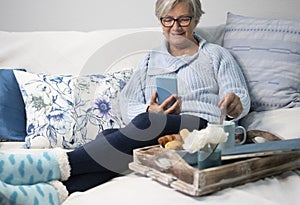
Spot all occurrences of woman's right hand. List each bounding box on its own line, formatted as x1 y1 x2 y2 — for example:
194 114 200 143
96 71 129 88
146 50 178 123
147 91 182 115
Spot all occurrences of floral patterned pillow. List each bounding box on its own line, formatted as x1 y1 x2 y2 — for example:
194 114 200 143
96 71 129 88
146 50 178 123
13 69 132 149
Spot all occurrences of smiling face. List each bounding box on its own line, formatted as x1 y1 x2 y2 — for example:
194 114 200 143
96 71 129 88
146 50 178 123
160 2 198 55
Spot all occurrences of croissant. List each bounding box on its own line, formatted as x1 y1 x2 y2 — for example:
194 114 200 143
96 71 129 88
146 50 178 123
165 140 183 150
158 134 177 147
158 134 183 149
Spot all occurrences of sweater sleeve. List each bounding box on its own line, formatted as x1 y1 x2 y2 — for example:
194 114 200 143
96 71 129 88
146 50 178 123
205 44 251 121
119 55 150 125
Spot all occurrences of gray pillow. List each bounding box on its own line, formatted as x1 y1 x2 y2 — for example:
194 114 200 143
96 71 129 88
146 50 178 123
195 24 225 45
223 12 300 111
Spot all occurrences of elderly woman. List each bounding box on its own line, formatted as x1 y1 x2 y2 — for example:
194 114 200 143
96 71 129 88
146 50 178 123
0 0 250 204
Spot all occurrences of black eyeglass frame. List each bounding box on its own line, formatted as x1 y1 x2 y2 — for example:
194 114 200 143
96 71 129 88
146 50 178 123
160 16 193 28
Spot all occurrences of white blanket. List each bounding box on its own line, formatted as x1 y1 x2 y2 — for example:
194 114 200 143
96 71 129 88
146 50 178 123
64 171 300 205
1 142 299 205
64 172 300 205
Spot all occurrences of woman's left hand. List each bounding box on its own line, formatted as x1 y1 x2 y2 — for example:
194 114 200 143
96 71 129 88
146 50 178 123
148 91 182 115
218 92 243 119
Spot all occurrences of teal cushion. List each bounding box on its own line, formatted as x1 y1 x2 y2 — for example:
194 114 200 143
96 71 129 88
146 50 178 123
0 69 26 141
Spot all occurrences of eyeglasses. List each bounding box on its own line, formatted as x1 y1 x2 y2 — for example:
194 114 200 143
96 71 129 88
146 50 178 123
160 16 193 28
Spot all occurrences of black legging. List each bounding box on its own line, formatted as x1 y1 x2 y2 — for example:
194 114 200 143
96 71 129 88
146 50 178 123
64 112 207 193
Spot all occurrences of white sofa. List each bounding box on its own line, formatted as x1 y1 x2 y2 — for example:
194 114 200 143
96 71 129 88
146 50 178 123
0 12 300 205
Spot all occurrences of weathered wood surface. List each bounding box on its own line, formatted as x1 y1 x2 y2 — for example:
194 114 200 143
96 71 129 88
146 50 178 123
129 145 300 196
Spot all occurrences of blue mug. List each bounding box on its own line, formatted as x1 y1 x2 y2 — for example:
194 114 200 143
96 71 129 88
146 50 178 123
209 121 246 151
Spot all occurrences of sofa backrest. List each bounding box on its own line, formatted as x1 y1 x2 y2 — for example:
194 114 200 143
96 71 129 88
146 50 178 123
0 25 225 75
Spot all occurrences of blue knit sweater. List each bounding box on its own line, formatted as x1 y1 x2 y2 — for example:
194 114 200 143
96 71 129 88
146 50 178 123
119 34 250 124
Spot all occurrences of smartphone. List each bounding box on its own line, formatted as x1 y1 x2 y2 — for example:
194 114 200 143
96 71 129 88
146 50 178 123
156 76 178 107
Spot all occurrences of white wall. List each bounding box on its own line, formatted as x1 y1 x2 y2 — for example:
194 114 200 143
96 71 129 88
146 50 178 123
0 0 299 31
200 0 300 27
0 0 158 31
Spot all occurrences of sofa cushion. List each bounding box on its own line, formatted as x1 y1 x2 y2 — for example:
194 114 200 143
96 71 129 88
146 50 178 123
0 69 27 141
14 69 132 148
223 12 300 111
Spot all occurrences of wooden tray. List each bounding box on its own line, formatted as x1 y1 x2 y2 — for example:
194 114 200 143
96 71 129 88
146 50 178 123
128 145 300 196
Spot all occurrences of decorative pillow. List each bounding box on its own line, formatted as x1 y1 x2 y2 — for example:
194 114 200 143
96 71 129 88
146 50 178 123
14 69 132 149
223 12 300 111
0 69 27 141
72 70 132 146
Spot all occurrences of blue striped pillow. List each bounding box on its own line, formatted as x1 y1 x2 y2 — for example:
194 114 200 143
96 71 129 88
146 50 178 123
223 12 300 111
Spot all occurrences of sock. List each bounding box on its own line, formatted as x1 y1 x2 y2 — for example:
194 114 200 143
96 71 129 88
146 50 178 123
0 180 68 205
0 149 70 185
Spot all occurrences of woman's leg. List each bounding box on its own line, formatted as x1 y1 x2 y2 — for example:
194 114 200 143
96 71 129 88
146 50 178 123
63 172 119 194
67 112 207 177
64 112 207 193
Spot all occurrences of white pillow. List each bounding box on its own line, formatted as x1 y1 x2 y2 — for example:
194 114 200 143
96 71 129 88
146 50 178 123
14 69 132 149
240 107 300 140
223 12 300 112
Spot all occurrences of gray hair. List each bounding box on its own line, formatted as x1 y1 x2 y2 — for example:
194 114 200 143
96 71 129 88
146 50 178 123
155 0 205 22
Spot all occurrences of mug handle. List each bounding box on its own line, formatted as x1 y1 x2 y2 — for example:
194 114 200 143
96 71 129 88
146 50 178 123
235 126 247 144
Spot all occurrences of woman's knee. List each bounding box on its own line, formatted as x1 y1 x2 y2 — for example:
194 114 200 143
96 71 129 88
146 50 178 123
130 112 151 129
130 112 183 134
